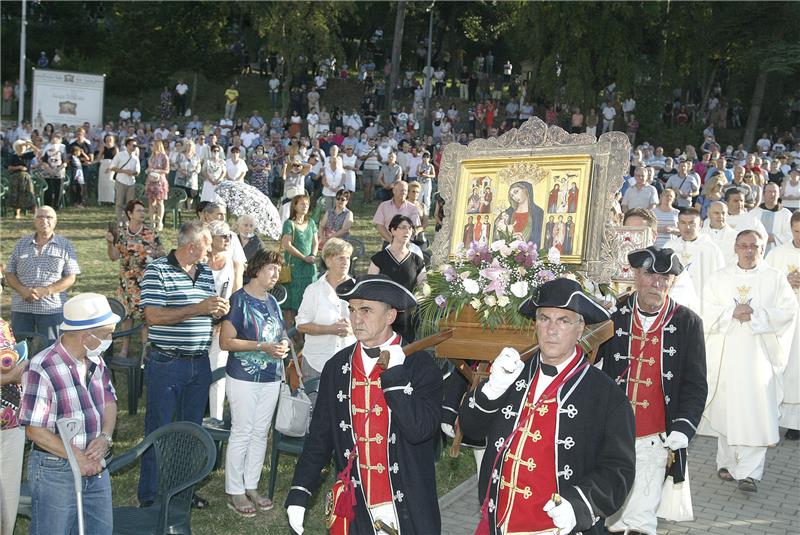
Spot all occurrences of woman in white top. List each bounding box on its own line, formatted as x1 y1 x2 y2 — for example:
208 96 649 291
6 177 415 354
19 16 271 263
321 145 344 211
200 144 226 203
782 171 800 212
173 140 201 210
226 147 248 182
295 238 355 402
97 134 118 204
206 220 244 422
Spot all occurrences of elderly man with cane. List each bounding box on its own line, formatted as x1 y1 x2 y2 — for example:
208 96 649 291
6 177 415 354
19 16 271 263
19 293 120 535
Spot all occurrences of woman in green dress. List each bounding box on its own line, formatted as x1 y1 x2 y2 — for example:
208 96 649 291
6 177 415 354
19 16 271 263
280 194 318 329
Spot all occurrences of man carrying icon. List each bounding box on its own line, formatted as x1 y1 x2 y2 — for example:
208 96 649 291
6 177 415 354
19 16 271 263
459 278 635 535
597 246 707 534
285 274 443 534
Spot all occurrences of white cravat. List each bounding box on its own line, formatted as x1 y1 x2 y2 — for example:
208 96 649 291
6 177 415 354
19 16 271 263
533 349 578 403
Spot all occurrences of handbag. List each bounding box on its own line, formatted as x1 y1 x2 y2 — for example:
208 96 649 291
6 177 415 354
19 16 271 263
656 461 694 522
274 339 311 437
111 154 134 183
277 222 294 284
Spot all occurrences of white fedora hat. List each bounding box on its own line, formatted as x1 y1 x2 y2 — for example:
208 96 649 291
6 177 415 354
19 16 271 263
60 293 121 332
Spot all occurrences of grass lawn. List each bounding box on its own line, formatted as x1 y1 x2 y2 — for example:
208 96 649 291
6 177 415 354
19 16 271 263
2 199 477 534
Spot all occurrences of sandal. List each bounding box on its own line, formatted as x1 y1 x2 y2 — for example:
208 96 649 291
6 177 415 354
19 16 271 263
717 468 734 481
191 493 210 509
227 495 257 518
737 477 757 492
245 490 274 511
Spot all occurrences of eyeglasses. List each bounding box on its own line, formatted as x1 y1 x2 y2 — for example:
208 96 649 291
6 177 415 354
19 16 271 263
394 225 413 231
535 314 584 328
214 234 232 240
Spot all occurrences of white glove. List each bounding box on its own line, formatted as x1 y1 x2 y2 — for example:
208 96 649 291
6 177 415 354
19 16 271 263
543 497 577 533
482 347 524 400
385 345 405 369
287 505 305 534
441 423 455 438
664 430 689 451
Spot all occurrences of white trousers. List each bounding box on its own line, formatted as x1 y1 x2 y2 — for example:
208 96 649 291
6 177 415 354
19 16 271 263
224 377 281 494
716 435 767 480
0 427 26 535
607 435 668 535
208 335 229 420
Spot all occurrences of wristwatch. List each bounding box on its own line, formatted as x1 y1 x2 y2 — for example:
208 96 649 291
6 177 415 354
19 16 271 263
256 341 264 352
99 432 113 448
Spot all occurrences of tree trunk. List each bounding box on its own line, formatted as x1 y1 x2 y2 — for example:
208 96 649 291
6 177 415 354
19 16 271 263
742 66 768 150
190 70 198 112
388 0 407 111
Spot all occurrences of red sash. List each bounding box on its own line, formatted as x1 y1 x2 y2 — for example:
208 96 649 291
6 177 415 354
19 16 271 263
624 301 674 437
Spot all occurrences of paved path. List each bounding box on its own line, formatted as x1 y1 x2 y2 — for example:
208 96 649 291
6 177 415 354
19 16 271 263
439 434 800 534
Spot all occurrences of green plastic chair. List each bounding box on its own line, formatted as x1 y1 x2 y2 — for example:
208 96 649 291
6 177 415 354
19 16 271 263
0 175 8 216
109 422 216 535
163 188 187 229
105 297 144 415
32 172 48 208
135 183 147 201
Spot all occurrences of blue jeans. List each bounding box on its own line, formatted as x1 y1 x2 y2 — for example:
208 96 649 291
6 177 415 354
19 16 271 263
28 449 112 535
11 311 62 345
137 347 211 504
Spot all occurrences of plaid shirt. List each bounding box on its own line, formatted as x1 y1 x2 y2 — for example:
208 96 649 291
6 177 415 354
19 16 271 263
19 340 117 450
6 233 80 314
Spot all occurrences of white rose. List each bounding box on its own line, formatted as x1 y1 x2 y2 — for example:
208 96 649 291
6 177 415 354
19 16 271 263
484 295 497 307
460 271 471 280
510 280 529 298
421 283 432 297
490 239 506 252
463 278 480 294
500 244 513 257
547 247 561 264
470 298 482 309
497 295 510 308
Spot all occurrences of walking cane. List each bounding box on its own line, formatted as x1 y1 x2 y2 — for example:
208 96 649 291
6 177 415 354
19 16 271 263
57 418 87 535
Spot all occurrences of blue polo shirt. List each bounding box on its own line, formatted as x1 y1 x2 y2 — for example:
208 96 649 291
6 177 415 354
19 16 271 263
140 251 215 353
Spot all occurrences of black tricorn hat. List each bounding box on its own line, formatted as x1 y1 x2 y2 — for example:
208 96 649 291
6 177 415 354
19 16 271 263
336 274 417 311
518 278 610 325
628 246 684 276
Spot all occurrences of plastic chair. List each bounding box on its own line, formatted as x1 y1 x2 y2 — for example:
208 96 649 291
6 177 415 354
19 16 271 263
109 422 216 535
12 330 49 357
163 188 187 229
59 175 71 210
105 297 144 415
344 236 366 276
0 174 9 216
135 183 146 201
201 366 231 470
267 375 321 500
32 173 48 208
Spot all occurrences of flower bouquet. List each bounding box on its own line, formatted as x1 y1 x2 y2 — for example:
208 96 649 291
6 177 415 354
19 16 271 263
417 239 571 340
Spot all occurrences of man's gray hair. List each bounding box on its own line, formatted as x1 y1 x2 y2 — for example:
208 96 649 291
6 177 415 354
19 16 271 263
177 220 211 247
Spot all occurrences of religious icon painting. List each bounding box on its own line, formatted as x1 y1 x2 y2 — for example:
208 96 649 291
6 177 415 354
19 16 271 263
447 155 593 264
431 117 632 283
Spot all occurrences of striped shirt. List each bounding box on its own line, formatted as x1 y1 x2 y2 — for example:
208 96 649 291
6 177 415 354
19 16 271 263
140 251 215 352
18 341 117 450
6 234 80 314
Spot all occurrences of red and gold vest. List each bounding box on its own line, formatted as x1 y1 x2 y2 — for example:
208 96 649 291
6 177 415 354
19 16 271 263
626 304 672 438
351 338 398 507
497 352 584 533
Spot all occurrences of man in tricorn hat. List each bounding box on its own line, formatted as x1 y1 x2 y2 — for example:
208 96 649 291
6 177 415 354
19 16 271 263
459 278 635 534
597 246 707 534
286 274 443 534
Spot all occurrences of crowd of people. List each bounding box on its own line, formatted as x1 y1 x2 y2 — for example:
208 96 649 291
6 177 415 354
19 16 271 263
1 60 799 535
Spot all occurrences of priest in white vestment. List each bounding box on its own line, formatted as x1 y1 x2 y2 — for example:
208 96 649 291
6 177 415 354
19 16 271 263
723 188 767 238
664 207 725 314
701 229 797 492
751 183 793 254
765 211 800 440
701 201 738 265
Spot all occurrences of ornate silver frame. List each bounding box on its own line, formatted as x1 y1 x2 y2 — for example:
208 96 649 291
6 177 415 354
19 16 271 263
431 117 631 283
